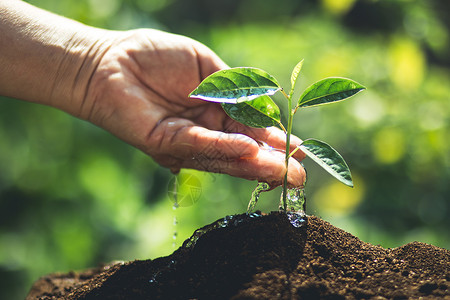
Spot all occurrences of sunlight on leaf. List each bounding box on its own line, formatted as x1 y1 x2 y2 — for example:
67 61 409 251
297 77 365 108
299 139 353 187
189 67 281 103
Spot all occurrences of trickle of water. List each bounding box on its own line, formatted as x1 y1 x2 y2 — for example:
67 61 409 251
279 187 306 214
247 182 271 213
172 203 179 248
172 176 179 248
279 186 308 228
278 161 308 227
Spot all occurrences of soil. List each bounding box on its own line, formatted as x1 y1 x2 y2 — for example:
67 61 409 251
27 212 449 299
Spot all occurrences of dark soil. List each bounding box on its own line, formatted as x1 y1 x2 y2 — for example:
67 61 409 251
27 212 449 299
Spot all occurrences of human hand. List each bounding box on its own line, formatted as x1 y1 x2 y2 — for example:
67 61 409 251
0 2 304 186
79 29 306 187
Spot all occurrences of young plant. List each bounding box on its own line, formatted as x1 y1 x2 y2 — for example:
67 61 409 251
189 60 365 212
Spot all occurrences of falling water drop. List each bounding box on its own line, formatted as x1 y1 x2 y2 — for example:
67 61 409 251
172 212 178 247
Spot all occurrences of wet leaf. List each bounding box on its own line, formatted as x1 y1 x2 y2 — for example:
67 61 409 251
189 67 281 104
297 77 365 108
299 139 353 187
222 96 281 128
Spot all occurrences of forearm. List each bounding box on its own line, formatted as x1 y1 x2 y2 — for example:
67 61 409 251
0 0 112 115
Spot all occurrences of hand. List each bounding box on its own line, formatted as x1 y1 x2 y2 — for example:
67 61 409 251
0 0 305 187
77 29 307 187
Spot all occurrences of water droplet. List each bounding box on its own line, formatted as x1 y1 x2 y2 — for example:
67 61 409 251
286 211 307 228
172 214 178 248
149 273 159 283
247 182 270 213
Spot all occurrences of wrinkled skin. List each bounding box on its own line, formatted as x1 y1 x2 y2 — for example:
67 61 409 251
83 29 306 187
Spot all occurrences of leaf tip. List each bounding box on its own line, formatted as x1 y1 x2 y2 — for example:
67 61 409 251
343 175 354 188
188 89 198 98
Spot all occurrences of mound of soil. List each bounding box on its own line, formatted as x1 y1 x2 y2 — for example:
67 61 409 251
27 212 449 299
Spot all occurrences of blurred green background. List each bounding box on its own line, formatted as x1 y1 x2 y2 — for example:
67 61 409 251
1 0 449 298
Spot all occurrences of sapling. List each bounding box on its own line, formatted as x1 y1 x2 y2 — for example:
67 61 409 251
189 60 365 213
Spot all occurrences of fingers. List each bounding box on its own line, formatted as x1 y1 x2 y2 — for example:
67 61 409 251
147 119 260 163
224 121 306 161
147 118 305 187
180 146 306 188
177 126 259 159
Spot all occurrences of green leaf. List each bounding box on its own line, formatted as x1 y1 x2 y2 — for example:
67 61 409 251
289 59 304 96
189 67 281 104
299 139 353 187
221 96 281 128
297 77 365 108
